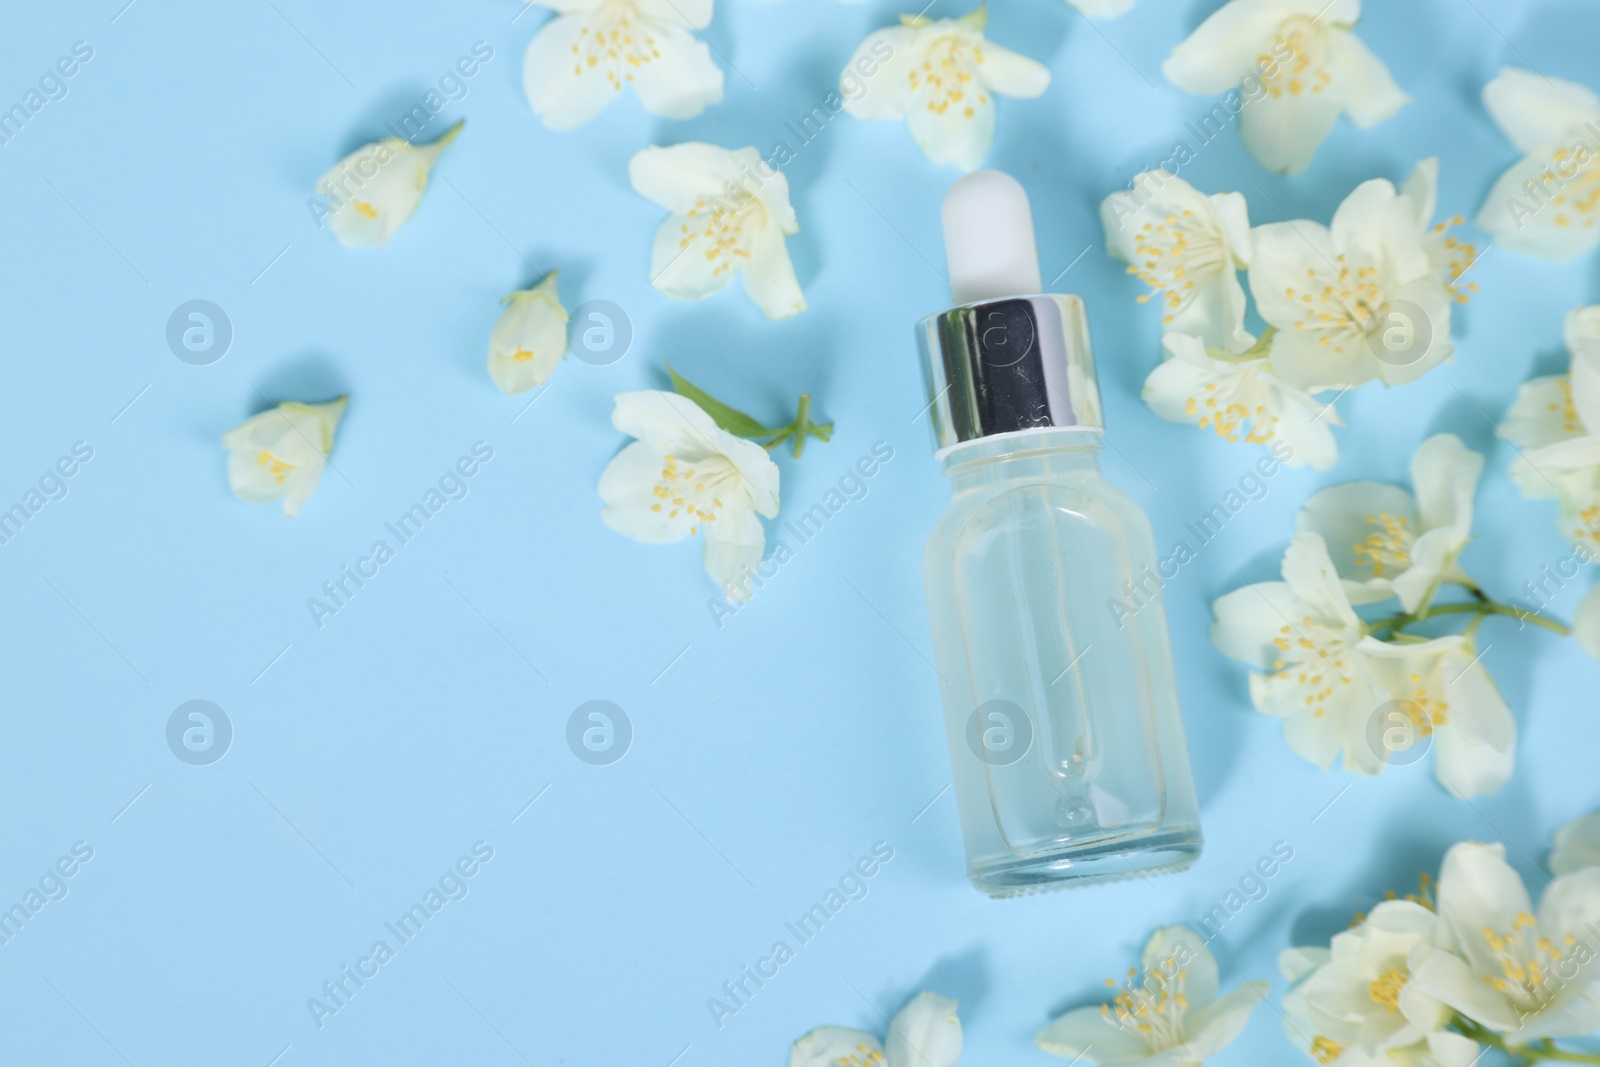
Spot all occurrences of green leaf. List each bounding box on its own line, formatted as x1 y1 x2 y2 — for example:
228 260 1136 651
665 362 775 438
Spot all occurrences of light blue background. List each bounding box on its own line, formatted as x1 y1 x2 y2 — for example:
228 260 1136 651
2 0 1599 1064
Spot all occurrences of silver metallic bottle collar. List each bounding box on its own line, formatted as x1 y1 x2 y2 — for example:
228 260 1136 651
915 293 1104 455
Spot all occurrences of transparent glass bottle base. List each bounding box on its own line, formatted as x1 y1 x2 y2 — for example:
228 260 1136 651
968 826 1203 899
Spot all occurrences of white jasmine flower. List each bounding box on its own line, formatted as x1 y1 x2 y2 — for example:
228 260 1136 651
1101 172 1253 349
315 122 461 249
222 397 347 518
1552 812 1600 876
1475 67 1600 261
629 142 805 319
1211 532 1386 775
488 273 569 395
1296 433 1484 612
841 8 1050 171
1279 901 1456 1061
1066 0 1133 16
1408 841 1600 1042
522 0 723 130
1501 306 1600 552
598 390 779 597
1250 172 1453 392
1143 330 1340 470
1359 634 1514 800
792 991 962 1067
1162 0 1409 175
1036 926 1267 1065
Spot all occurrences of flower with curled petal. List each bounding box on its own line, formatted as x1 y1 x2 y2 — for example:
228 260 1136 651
792 992 962 1067
1162 0 1408 175
522 0 723 130
1476 67 1600 261
840 7 1050 171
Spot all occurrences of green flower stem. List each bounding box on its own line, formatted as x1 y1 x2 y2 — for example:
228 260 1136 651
790 393 813 458
759 393 832 458
1368 599 1571 639
1449 1017 1600 1064
663 362 831 459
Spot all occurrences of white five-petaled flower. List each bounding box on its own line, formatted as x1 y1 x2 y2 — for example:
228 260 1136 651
315 122 462 249
1408 841 1600 1042
1036 926 1267 1065
1210 532 1515 797
840 8 1050 171
599 390 779 597
1501 306 1600 553
1102 171 1253 349
629 142 805 319
521 0 723 130
1250 168 1455 392
1360 633 1515 800
1162 0 1409 175
1211 531 1384 775
1552 812 1600 876
1476 67 1600 261
222 397 347 518
1296 433 1483 613
1143 331 1339 470
488 273 569 395
791 991 962 1067
1279 900 1477 1066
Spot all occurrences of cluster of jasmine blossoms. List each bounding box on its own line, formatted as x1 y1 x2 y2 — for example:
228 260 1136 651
1103 158 1477 471
1280 822 1600 1067
1209 431 1598 799
513 0 1064 592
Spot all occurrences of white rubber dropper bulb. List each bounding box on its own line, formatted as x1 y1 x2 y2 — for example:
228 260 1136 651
941 169 1043 306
